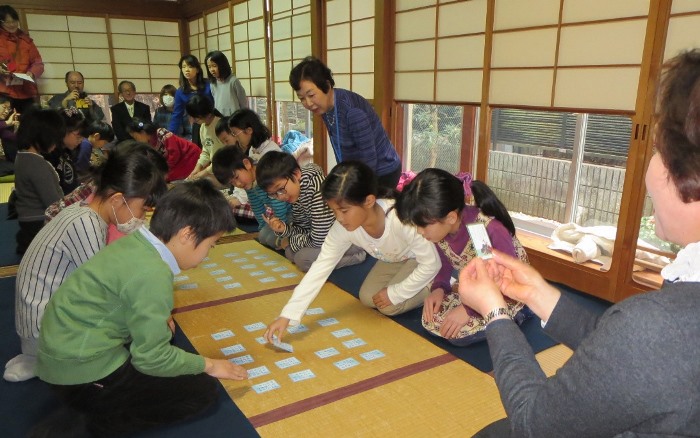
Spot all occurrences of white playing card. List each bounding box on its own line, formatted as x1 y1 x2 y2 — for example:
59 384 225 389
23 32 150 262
271 336 294 353
223 282 242 289
274 357 301 369
259 277 276 283
211 330 234 341
315 347 340 359
173 275 189 282
209 269 226 275
229 354 254 365
334 358 360 370
288 369 315 382
220 344 246 356
305 308 325 315
240 264 256 270
287 324 308 334
281 273 298 278
360 350 385 361
317 317 339 327
215 276 233 282
249 270 265 277
177 283 198 290
342 338 367 349
271 266 288 272
247 365 270 378
244 322 267 332
202 263 218 269
252 379 280 394
263 260 278 266
331 328 354 338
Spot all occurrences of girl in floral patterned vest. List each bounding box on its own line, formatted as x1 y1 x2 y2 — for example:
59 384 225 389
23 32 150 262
396 168 530 346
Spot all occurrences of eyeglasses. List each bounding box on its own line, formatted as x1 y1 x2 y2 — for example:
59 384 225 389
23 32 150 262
267 177 290 199
230 129 243 137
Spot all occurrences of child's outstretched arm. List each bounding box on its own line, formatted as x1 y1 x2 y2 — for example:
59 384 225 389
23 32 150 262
204 357 248 380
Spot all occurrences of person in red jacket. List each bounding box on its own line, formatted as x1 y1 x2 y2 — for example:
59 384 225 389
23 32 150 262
0 5 43 113
127 118 200 182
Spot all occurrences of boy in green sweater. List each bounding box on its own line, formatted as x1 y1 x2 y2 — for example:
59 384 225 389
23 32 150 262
35 179 248 437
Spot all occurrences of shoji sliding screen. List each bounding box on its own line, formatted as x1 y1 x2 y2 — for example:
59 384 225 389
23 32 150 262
189 18 206 62
326 0 376 99
205 7 233 61
26 14 114 95
270 0 312 137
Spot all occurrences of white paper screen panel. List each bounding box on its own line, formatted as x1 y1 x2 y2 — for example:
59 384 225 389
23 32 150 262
558 20 646 66
671 0 700 14
436 35 484 70
554 67 640 111
663 14 700 62
110 19 145 34
395 40 435 71
438 0 487 36
325 0 376 98
436 70 483 102
396 8 436 41
493 0 560 30
562 0 649 22
395 72 434 101
271 0 311 101
492 29 558 68
233 0 269 97
396 0 436 11
490 70 553 107
26 14 68 31
327 0 350 23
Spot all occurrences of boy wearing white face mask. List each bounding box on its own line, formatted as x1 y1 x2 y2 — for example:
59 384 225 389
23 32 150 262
154 84 192 140
6 148 168 383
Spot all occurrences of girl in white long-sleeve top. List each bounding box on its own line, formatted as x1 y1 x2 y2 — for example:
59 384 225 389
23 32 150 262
264 160 441 342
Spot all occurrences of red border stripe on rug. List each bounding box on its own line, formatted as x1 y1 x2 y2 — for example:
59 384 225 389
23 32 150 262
172 284 299 314
248 353 458 428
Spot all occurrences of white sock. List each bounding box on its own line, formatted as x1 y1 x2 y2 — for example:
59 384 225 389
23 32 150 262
3 354 37 382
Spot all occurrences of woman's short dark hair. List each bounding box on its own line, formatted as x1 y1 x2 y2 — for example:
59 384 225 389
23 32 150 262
178 54 206 92
17 108 66 154
211 145 249 185
656 49 700 203
204 51 232 82
186 94 214 119
289 56 335 93
215 116 230 137
86 120 114 142
0 5 19 21
150 179 236 246
322 161 379 206
93 145 168 207
255 151 300 191
127 118 157 136
228 109 271 149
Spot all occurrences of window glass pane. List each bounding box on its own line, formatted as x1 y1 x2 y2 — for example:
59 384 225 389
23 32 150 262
401 103 466 174
275 101 313 139
488 108 630 228
250 97 269 128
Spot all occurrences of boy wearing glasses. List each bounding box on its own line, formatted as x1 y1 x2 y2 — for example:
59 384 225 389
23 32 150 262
255 151 366 271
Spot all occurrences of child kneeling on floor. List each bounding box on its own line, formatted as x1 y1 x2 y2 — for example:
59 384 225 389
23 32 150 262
34 179 248 437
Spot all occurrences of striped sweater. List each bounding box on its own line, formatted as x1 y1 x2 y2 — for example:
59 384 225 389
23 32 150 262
16 202 107 339
277 163 335 252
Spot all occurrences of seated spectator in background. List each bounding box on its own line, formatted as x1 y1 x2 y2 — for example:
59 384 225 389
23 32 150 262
154 84 191 139
212 145 290 250
14 108 65 254
459 50 700 438
128 118 200 182
256 151 366 272
110 80 151 142
48 71 104 123
0 5 43 113
5 149 167 383
185 94 224 181
0 95 19 162
45 108 86 195
83 120 114 170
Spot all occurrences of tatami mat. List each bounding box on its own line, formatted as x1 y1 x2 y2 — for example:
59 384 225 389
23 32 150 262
0 182 13 204
173 239 302 310
174 283 455 420
256 359 506 437
535 343 573 377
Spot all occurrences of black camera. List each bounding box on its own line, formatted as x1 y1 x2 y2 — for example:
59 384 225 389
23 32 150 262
76 92 89 109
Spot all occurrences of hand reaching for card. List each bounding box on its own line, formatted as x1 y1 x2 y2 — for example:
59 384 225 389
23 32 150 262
204 358 249 380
